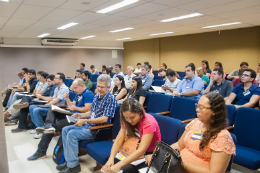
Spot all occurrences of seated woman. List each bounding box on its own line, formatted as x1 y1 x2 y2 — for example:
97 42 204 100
102 98 161 173
146 92 236 173
158 69 167 80
158 63 167 70
118 76 147 106
111 76 127 100
202 60 211 77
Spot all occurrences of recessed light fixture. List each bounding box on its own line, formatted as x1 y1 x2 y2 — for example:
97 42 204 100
37 33 50 37
97 0 139 13
57 22 78 30
149 32 173 36
160 13 203 22
80 35 96 39
116 37 131 40
110 27 134 33
202 22 241 28
0 0 9 2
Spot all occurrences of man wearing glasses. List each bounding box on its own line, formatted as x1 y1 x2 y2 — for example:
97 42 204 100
226 69 260 109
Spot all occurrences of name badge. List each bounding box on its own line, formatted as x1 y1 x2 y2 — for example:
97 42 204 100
114 92 118 96
128 95 132 98
191 132 203 140
186 86 190 89
214 90 219 94
135 129 141 138
142 80 145 83
243 90 251 96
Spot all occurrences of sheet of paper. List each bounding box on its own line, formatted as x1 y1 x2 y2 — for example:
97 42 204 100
152 86 165 93
52 105 72 115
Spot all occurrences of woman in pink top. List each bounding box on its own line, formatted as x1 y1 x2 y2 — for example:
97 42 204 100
102 98 161 173
147 92 236 173
210 62 227 79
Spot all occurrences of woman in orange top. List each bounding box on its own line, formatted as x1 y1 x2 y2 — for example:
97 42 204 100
146 92 236 173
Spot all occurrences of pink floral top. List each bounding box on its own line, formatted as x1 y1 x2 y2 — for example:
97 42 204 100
180 119 236 169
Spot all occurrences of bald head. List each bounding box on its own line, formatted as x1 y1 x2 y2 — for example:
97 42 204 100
197 67 204 77
72 78 86 95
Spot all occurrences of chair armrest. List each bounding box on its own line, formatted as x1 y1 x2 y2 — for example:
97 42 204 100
181 118 195 124
157 111 170 115
90 124 113 130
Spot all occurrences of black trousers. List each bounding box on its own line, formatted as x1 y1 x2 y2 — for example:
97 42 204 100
114 158 148 173
3 90 12 107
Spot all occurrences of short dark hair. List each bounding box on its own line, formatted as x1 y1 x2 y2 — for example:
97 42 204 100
17 73 23 77
46 74 55 81
137 63 141 66
244 69 256 81
28 69 36 75
76 69 82 73
115 64 121 68
82 70 90 78
90 65 95 68
105 68 112 78
102 65 106 69
148 64 152 70
57 73 66 82
41 72 49 79
185 63 195 72
215 62 223 69
162 63 167 69
37 71 44 75
240 62 249 67
80 63 85 67
144 62 149 65
213 68 224 78
238 69 245 76
166 69 176 77
202 60 210 70
22 68 29 73
158 68 166 73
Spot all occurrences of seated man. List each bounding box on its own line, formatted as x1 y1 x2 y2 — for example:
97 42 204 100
173 63 204 99
139 64 153 90
233 69 258 87
10 74 57 132
57 74 118 173
227 61 248 79
27 78 94 160
79 63 86 72
162 69 181 93
226 69 260 109
158 68 167 80
197 67 210 84
1 72 24 97
112 64 124 82
133 63 142 75
81 70 93 91
90 65 99 74
124 66 136 88
203 68 233 98
102 68 115 91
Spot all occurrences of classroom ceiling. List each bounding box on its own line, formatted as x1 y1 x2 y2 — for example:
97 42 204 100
0 0 260 42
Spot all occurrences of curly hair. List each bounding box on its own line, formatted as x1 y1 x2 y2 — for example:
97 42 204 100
199 92 228 150
120 98 145 137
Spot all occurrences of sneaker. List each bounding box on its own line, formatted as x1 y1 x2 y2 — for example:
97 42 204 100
59 164 81 173
27 151 46 161
4 117 9 122
29 129 36 134
13 102 29 109
5 119 18 126
36 124 56 134
11 127 27 133
33 133 43 139
56 161 67 171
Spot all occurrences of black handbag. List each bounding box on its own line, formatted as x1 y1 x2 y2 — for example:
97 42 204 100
146 141 185 173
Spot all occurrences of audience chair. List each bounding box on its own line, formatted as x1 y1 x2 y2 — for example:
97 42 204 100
146 93 173 114
99 72 102 74
92 83 97 93
232 108 260 170
64 78 73 88
226 105 236 127
151 79 165 87
91 74 100 83
143 91 151 109
176 71 186 78
153 70 158 77
204 84 208 90
154 76 163 80
69 91 77 102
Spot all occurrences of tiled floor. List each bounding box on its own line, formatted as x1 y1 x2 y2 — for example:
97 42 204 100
4 124 260 173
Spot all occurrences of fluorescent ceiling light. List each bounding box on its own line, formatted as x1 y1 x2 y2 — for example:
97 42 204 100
116 37 131 40
97 0 139 13
37 33 50 37
202 22 241 28
160 13 203 22
57 22 78 30
110 27 134 33
0 0 9 2
80 35 96 39
149 32 173 36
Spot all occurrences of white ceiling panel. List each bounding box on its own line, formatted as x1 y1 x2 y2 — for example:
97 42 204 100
14 27 49 38
213 5 260 18
30 20 63 29
0 17 9 27
248 22 260 26
9 0 23 3
131 20 161 29
72 24 101 31
67 12 107 24
1 26 26 32
13 4 54 20
0 2 20 17
5 18 37 27
114 2 170 18
41 28 62 35
151 0 197 7
23 0 66 8
110 18 149 28
171 16 221 26
0 31 18 37
89 15 129 26
177 0 238 11
42 9 82 22
228 12 260 21
187 19 234 28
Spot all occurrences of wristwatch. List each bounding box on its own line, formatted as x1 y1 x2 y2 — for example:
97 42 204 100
180 92 184 97
84 119 88 125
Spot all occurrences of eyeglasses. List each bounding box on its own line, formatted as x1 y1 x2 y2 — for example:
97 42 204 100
195 103 211 110
97 86 108 89
242 74 250 77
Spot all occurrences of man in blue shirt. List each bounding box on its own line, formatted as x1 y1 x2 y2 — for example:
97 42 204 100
226 69 260 110
173 63 204 99
139 64 153 90
57 74 118 173
112 64 125 82
79 63 86 72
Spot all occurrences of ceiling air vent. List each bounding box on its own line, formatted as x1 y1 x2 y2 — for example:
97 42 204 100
41 38 79 46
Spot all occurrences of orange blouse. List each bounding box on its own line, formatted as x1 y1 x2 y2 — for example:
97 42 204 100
180 119 236 169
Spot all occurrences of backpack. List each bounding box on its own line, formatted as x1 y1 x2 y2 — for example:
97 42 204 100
53 136 66 165
26 115 36 130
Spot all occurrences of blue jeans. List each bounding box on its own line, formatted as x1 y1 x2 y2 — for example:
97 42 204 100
29 105 48 127
7 93 23 108
62 125 95 168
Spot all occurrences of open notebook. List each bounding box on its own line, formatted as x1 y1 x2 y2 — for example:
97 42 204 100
152 86 166 93
52 105 72 115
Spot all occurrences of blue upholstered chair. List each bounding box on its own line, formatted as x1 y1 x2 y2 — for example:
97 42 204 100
143 91 151 109
68 91 77 102
151 79 165 87
64 78 73 88
176 71 186 78
204 84 208 90
226 105 236 127
154 76 163 80
233 107 260 170
92 83 97 93
91 74 100 83
146 93 173 114
153 70 158 77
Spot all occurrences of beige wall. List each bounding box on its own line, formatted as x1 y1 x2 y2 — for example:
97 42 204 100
123 26 260 74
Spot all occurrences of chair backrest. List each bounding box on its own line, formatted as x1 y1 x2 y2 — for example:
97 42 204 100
69 91 77 102
204 84 208 90
152 79 165 87
147 93 173 113
153 70 158 77
64 78 73 88
150 113 182 145
226 105 236 126
112 106 122 139
99 72 102 74
177 123 188 140
169 97 198 121
233 107 260 151
154 76 163 80
92 83 97 92
176 71 186 78
91 74 100 83
143 91 151 107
